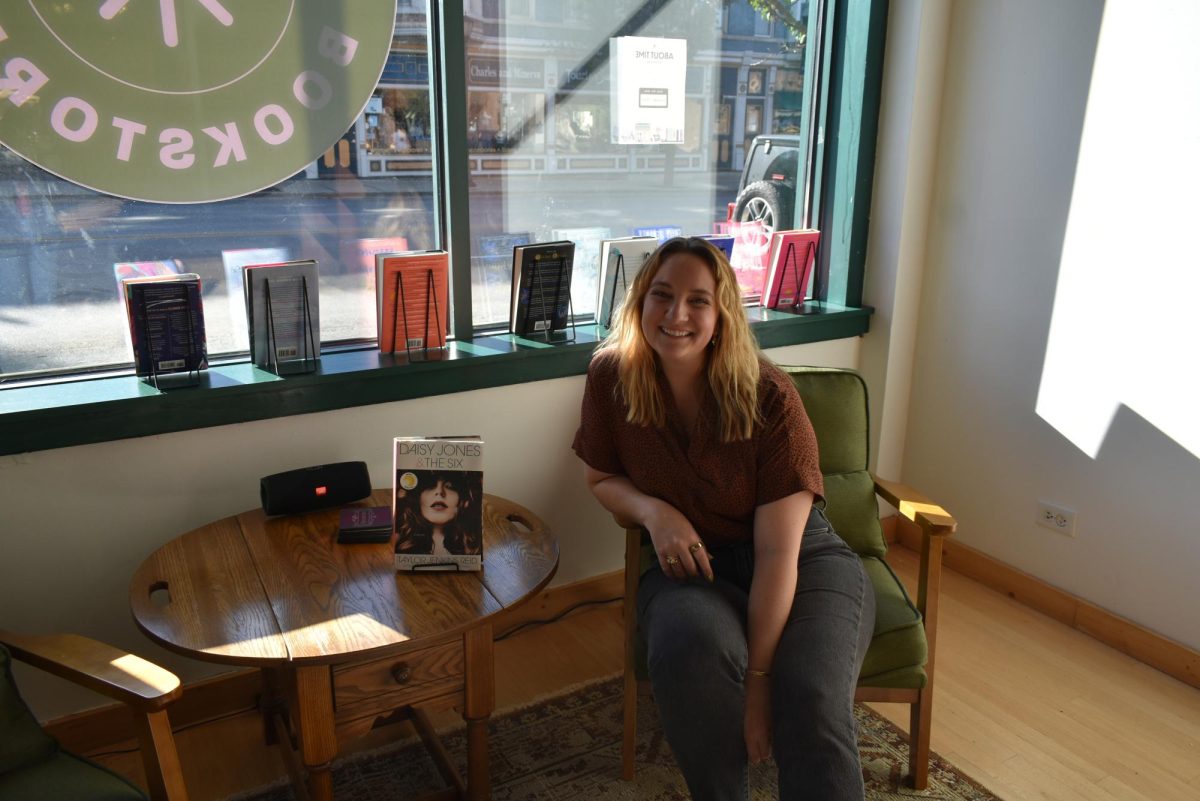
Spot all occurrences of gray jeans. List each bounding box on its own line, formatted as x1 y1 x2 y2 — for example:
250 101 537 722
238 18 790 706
637 507 876 801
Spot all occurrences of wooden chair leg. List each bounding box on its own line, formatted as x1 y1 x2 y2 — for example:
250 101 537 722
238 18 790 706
133 709 189 801
908 686 933 790
622 669 637 780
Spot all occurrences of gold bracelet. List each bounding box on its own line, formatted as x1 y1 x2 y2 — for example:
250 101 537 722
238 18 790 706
745 669 770 679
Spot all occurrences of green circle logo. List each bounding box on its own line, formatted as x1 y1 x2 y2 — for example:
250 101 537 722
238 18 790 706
0 0 396 203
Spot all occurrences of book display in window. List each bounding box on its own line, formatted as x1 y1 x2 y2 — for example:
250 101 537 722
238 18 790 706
375 251 449 355
393 436 484 572
243 259 320 374
761 229 820 310
632 225 683 244
223 247 289 352
509 241 575 337
552 226 611 321
121 274 208 385
597 236 657 328
699 234 735 261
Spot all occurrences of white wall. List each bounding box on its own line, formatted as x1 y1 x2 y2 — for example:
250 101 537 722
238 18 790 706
0 338 859 719
897 0 1200 650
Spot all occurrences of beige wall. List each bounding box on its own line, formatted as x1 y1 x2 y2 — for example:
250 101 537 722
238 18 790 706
891 0 1200 650
1 338 859 719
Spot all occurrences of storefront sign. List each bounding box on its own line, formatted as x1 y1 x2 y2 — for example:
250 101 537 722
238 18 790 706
0 0 396 203
468 58 544 88
609 37 686 145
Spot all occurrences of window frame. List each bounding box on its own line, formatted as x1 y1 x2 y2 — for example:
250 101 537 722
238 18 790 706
0 0 886 456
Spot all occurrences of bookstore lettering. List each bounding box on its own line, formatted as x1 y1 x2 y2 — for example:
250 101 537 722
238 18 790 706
3 27 357 171
0 1 394 203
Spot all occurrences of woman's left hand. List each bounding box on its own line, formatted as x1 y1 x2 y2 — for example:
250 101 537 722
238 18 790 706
743 677 772 764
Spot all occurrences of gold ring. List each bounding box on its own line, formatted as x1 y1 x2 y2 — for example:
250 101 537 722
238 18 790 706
689 541 705 554
665 555 680 565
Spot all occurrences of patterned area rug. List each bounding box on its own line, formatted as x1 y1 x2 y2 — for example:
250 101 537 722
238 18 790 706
229 675 1000 800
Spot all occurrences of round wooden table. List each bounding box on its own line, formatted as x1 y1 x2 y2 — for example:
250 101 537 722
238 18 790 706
131 491 558 801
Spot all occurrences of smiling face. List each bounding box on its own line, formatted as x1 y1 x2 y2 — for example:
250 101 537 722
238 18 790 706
419 479 461 526
640 251 720 373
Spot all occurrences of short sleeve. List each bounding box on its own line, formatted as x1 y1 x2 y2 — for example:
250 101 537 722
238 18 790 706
572 354 625 475
755 367 825 507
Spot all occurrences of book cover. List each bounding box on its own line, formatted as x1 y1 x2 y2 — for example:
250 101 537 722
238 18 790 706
376 251 450 353
337 505 393 544
761 229 819 309
122 274 208 377
699 234 735 261
509 241 575 336
243 260 320 372
729 220 772 299
393 436 484 572
597 236 657 328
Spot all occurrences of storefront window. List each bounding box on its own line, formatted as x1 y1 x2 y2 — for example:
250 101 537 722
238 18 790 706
0 10 438 379
466 0 811 326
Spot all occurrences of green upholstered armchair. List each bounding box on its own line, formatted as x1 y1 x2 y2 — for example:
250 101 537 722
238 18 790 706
0 631 188 801
619 366 956 790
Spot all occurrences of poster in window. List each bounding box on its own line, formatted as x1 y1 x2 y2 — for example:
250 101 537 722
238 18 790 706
609 37 687 145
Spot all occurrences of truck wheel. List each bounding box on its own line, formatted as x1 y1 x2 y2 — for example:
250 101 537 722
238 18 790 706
733 181 789 237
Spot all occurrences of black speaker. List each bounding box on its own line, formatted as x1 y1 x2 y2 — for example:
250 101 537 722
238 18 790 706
260 461 372 516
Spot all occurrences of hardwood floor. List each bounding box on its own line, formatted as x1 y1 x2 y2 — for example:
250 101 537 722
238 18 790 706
91 546 1200 801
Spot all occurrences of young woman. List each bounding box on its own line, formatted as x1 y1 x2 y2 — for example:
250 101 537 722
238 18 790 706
573 237 875 801
394 471 482 556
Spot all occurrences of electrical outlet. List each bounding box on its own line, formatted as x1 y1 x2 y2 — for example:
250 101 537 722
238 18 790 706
1036 501 1077 537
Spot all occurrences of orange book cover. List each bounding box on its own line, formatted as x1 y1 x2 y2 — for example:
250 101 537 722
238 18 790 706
376 251 449 353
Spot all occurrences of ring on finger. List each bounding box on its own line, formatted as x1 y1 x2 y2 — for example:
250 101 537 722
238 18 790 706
665 555 680 565
688 541 705 554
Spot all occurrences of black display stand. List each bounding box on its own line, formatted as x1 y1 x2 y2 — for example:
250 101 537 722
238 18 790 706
765 239 818 311
518 258 575 342
391 268 445 360
603 252 628 328
262 274 319 376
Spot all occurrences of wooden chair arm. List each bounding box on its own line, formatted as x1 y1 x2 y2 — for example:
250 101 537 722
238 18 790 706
873 476 957 538
0 630 182 712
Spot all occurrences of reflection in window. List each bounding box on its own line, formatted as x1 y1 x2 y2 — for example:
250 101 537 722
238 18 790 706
460 0 812 327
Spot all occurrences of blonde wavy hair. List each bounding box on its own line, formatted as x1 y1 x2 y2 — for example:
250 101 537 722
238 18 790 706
595 237 761 442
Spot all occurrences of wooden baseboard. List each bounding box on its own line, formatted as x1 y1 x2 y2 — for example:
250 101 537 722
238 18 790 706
49 572 624 756
892 515 1200 689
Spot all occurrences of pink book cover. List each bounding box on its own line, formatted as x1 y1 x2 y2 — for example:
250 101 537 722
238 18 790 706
761 229 819 309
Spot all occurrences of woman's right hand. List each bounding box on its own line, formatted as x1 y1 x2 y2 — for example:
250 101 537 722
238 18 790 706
645 501 714 582
583 465 712 582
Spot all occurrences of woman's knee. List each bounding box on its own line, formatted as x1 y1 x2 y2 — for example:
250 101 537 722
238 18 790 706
642 586 746 680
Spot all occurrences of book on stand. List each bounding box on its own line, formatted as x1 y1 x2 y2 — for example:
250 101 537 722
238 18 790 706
393 436 484 572
375 251 450 354
243 259 320 373
761 229 820 309
596 236 657 328
121 274 208 379
699 234 735 261
509 241 575 336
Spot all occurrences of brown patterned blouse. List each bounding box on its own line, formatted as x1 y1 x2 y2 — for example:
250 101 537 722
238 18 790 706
572 351 824 547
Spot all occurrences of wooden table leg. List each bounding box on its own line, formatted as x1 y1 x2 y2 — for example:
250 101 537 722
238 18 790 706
291 665 338 801
463 624 495 801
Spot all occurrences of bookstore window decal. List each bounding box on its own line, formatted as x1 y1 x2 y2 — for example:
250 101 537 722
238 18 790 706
0 0 396 203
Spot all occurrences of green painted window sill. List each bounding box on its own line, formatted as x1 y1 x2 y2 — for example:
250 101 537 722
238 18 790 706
0 304 871 455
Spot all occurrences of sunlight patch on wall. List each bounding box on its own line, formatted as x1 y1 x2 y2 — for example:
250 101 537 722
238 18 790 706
1037 0 1200 460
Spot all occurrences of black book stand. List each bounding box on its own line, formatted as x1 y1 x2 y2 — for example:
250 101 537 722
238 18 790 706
390 268 445 361
263 274 318 376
